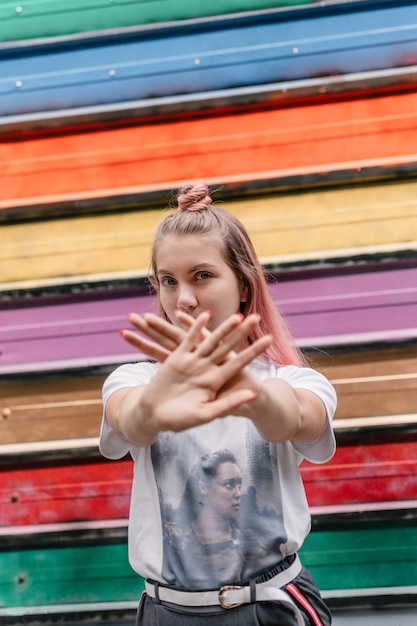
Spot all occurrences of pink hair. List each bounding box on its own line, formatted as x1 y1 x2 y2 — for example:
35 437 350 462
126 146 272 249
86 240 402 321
150 182 305 366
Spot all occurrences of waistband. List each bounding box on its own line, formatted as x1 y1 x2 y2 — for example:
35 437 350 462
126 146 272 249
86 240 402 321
145 553 302 610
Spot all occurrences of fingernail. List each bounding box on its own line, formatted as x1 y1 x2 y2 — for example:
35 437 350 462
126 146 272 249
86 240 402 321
119 329 126 336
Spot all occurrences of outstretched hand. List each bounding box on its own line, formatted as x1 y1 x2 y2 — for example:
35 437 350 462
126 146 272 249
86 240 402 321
121 310 260 361
120 311 272 432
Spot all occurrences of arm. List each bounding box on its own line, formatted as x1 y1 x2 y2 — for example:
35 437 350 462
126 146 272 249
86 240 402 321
105 385 160 447
165 310 330 444
105 311 273 447
233 378 328 444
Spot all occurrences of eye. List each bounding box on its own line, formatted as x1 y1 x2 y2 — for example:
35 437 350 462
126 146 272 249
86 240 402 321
195 271 212 281
223 479 242 490
160 276 177 287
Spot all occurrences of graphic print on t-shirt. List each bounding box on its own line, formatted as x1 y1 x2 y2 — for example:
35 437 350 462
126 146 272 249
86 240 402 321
150 418 287 588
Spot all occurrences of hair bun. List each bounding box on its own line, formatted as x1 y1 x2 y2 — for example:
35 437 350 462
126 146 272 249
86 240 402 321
177 182 212 211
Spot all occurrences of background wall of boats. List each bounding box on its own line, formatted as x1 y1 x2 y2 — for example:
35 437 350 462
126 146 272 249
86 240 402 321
1 0 417 621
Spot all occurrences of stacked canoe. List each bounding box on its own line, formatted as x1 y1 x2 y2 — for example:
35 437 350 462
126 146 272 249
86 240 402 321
1 0 417 622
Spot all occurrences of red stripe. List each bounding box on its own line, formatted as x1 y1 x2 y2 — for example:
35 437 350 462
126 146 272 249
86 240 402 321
286 583 323 626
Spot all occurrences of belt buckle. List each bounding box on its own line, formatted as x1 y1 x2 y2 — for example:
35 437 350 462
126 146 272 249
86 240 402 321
218 585 244 609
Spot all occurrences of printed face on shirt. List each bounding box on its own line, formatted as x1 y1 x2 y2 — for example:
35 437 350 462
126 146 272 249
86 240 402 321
155 233 247 332
199 461 242 521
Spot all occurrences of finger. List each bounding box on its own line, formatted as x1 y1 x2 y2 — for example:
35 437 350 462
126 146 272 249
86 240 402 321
143 313 186 345
197 313 261 362
173 309 194 328
219 334 273 379
177 310 212 353
120 329 171 362
196 389 259 423
128 312 181 352
174 309 211 342
211 314 262 360
167 389 259 431
195 313 244 358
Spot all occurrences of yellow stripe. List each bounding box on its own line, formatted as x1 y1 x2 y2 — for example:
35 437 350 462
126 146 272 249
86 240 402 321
2 179 417 283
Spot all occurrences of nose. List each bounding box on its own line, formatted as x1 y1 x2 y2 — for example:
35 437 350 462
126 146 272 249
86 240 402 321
176 284 198 311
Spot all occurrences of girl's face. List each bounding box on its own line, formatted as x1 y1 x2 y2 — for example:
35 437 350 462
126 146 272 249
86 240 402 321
200 462 242 520
156 233 247 332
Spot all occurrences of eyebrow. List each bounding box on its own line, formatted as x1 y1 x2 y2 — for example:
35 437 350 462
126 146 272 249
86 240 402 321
157 263 217 276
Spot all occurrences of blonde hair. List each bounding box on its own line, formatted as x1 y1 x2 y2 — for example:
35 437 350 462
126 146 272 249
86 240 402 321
150 182 305 366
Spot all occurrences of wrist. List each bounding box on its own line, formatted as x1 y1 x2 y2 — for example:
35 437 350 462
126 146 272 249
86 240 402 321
119 387 160 446
249 379 302 443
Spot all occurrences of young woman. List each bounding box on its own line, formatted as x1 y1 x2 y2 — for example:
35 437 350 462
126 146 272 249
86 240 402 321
100 182 337 625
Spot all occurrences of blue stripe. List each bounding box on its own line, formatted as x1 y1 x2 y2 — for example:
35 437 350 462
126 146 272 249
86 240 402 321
0 2 417 116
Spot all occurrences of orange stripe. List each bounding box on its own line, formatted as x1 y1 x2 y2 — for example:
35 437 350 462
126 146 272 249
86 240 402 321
1 91 417 208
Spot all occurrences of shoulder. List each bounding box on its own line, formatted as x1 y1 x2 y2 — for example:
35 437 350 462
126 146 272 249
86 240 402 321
277 364 337 418
275 365 337 463
250 359 334 392
277 364 333 389
102 360 159 403
250 358 337 421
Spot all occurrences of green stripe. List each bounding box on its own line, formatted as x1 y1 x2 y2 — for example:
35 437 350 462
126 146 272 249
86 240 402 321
2 521 416 607
0 542 142 607
299 522 417 591
1 1 315 42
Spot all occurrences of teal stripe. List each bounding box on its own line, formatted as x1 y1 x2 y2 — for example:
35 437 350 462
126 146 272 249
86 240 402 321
300 523 417 590
0 1 315 43
0 542 142 607
1 520 416 607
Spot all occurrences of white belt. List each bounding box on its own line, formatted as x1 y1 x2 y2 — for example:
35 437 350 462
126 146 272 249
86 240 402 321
145 554 305 625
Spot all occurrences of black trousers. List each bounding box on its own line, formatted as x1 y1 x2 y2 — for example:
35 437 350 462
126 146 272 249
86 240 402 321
136 566 331 625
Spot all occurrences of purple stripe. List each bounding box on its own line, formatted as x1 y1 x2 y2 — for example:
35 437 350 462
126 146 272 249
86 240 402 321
1 267 417 373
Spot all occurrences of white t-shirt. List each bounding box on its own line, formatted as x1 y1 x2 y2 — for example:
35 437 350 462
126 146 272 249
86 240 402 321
100 359 337 588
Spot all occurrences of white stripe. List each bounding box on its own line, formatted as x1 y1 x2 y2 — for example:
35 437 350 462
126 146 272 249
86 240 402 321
333 413 417 430
332 372 417 385
0 437 99 455
310 500 417 516
0 601 138 617
322 585 417 599
297 328 417 348
0 518 128 537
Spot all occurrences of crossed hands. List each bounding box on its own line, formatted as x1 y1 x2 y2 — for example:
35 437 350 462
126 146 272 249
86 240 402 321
120 310 273 433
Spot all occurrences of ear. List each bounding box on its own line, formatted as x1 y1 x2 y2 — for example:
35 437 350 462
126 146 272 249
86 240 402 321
240 280 248 303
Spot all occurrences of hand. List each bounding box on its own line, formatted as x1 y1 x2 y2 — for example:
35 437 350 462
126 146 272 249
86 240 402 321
123 311 273 433
121 312 186 362
121 309 259 363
